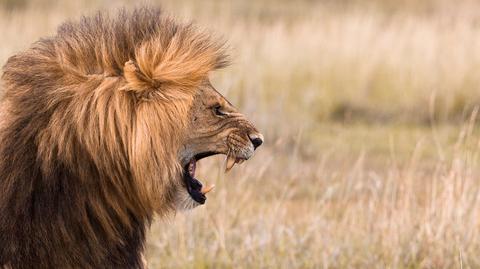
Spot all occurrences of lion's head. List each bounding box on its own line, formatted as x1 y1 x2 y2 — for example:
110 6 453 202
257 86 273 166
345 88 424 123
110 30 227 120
0 7 262 268
176 81 263 209
114 10 263 212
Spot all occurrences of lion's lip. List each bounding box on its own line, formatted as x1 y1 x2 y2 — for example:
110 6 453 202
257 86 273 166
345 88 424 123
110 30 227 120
183 156 215 204
194 151 219 160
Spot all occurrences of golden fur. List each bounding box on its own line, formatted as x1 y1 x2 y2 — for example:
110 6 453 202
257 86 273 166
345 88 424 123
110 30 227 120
0 7 228 269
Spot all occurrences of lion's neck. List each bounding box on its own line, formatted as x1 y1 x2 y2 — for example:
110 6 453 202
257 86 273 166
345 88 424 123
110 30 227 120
0 133 152 269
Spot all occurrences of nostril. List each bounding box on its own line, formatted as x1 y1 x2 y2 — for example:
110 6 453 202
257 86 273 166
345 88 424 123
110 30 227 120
249 134 264 149
251 138 263 149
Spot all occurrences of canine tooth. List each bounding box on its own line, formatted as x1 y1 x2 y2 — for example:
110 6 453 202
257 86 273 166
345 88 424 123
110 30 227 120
225 155 236 172
201 184 215 194
236 158 244 164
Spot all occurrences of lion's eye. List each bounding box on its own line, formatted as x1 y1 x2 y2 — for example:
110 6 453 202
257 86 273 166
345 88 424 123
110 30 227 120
213 105 227 116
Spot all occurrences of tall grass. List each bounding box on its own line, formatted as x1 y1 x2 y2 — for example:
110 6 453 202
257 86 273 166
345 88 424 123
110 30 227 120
146 112 480 268
2 0 480 268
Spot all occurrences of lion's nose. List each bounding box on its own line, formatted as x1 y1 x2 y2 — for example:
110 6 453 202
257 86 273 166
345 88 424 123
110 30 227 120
249 133 264 150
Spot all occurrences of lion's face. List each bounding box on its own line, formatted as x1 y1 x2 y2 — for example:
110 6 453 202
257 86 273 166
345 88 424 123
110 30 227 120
175 81 263 209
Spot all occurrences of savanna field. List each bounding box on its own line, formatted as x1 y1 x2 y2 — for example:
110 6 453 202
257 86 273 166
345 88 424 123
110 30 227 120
2 0 480 268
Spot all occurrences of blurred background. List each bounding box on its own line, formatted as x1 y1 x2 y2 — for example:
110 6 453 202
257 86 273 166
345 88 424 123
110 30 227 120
2 0 480 268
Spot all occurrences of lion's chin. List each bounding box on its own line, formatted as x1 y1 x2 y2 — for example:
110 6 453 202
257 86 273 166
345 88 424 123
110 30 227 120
174 188 203 211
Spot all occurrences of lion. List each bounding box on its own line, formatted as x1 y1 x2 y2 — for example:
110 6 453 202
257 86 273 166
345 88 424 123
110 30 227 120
0 7 263 269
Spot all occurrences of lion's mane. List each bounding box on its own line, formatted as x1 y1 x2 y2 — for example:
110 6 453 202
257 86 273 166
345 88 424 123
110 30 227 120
0 7 227 269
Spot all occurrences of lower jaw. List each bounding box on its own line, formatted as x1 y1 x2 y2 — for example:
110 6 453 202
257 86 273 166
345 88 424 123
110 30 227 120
183 172 206 204
181 154 221 205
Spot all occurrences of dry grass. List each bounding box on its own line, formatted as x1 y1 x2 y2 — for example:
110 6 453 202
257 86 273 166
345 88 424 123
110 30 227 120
2 0 480 268
145 118 480 268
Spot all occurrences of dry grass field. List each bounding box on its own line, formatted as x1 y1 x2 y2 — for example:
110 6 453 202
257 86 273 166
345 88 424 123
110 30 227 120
2 0 480 268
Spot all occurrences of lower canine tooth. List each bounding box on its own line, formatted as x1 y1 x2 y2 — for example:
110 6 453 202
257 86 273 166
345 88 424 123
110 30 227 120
201 184 215 194
225 155 236 172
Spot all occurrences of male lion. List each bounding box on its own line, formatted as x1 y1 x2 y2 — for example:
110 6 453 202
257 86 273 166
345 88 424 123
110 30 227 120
0 7 263 269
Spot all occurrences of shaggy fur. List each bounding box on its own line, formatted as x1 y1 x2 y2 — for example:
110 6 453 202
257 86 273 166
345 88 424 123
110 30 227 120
0 7 228 269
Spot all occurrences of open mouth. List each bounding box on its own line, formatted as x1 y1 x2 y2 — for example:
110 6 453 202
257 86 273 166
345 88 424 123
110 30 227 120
182 151 245 204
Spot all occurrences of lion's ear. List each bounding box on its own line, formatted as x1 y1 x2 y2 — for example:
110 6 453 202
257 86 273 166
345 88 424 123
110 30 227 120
123 60 157 92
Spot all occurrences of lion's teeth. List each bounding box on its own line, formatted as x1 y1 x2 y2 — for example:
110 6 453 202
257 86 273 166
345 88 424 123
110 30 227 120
201 184 215 194
188 159 196 176
225 155 236 172
236 158 244 164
